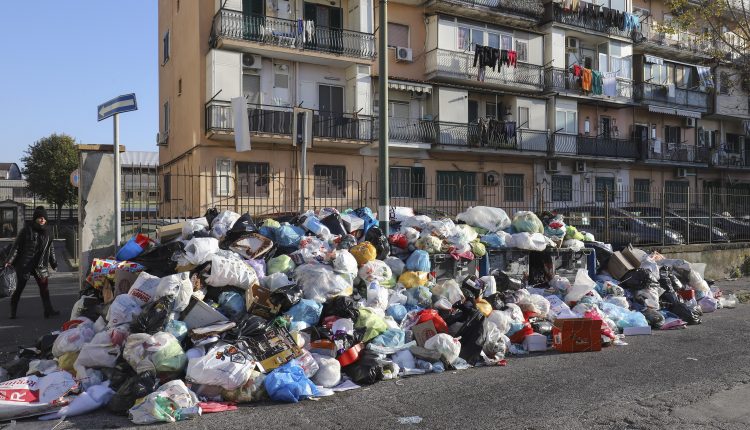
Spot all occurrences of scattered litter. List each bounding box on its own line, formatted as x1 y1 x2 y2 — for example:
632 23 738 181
398 416 424 424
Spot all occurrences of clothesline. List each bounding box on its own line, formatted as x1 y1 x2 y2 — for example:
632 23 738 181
555 0 641 32
472 44 518 82
567 64 617 96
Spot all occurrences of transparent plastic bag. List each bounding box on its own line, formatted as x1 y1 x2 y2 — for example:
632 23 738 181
359 260 393 286
182 237 220 265
457 206 511 232
564 269 597 303
205 254 258 290
384 256 405 278
511 211 544 234
295 264 353 303
424 333 461 364
52 323 95 358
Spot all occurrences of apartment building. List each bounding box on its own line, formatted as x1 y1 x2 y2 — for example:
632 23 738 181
158 0 750 216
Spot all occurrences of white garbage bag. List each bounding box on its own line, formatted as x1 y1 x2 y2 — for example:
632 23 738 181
311 353 341 388
106 294 142 328
38 381 114 421
51 324 95 358
564 269 597 303
295 264 353 303
424 333 461 364
154 272 193 313
211 210 241 240
181 217 209 240
507 232 547 251
205 254 258 290
186 342 256 390
456 206 511 232
74 328 126 372
182 237 220 265
128 272 161 306
128 380 199 425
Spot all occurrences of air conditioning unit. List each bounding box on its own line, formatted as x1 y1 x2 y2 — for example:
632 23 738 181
676 167 688 178
566 37 579 52
243 53 263 70
484 171 501 186
546 159 560 173
684 117 696 128
396 47 413 62
156 132 168 146
574 160 587 173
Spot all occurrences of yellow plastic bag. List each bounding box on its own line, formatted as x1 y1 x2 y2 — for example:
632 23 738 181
58 351 79 374
398 271 429 289
475 298 492 317
470 241 486 258
350 242 377 266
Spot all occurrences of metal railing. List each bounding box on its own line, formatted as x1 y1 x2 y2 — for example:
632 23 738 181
634 24 713 57
551 134 638 158
425 49 544 91
642 140 710 164
544 67 634 102
548 3 633 38
712 149 750 168
211 8 376 59
633 82 709 111
205 100 374 141
435 0 544 18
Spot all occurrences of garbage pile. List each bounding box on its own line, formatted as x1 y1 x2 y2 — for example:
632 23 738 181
0 205 739 424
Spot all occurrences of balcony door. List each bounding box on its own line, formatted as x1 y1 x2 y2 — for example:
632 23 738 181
318 84 346 138
304 2 344 53
242 0 265 40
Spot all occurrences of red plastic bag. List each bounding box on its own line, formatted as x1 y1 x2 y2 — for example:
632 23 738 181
508 323 534 344
388 234 408 249
416 309 448 334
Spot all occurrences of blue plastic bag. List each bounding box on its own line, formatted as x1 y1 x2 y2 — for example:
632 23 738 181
480 233 506 249
285 299 323 327
275 224 306 248
218 291 246 319
246 259 266 279
264 360 319 403
165 319 188 342
353 207 378 237
386 304 407 323
370 328 405 348
405 286 432 308
405 250 431 272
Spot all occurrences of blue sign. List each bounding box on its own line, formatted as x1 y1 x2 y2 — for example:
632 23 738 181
97 93 138 121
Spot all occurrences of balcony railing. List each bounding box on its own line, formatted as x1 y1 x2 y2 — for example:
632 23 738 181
712 150 750 168
548 3 633 38
544 67 634 103
205 101 373 141
552 133 639 158
634 82 709 111
642 140 710 164
634 25 713 57
436 0 544 19
425 49 544 91
210 9 376 60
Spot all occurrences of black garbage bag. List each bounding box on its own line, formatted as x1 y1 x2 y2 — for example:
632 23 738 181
586 242 613 270
75 295 103 322
130 242 184 277
343 349 385 385
269 283 303 312
0 266 17 298
321 213 348 237
224 314 269 342
492 270 524 292
204 208 219 226
131 296 175 334
668 271 684 291
36 333 59 358
640 308 665 329
484 293 505 310
337 234 357 250
660 290 701 325
531 320 554 335
455 307 487 364
321 296 360 320
104 360 136 393
619 269 654 290
108 371 160 415
461 275 485 301
4 356 33 379
302 325 333 342
221 213 258 249
365 227 390 260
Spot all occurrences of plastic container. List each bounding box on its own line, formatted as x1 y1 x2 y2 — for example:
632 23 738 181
430 254 471 281
543 248 592 283
337 343 364 367
116 234 152 261
479 249 529 278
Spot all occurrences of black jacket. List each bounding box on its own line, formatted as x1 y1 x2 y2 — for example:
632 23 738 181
5 225 57 278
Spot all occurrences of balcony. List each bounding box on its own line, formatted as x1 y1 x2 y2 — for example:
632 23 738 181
425 49 544 92
552 133 639 158
205 101 374 142
642 140 710 165
210 9 376 62
634 26 713 61
634 83 709 113
712 150 750 169
546 3 633 39
544 67 635 105
424 0 543 28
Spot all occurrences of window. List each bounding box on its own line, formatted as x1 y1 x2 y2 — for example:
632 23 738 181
595 177 616 202
390 101 410 119
665 126 681 144
518 107 529 128
437 171 476 201
178 78 182 96
390 166 425 198
273 63 290 89
551 175 572 202
304 2 343 28
163 173 171 202
471 29 485 49
318 85 344 113
720 72 730 95
634 179 651 203
163 101 170 134
486 102 497 119
215 159 232 197
555 109 577 134
237 162 270 197
501 35 512 50
699 128 716 148
125 191 135 201
515 40 528 63
488 33 500 49
314 165 346 198
163 30 170 64
726 133 743 153
458 27 471 50
600 116 612 138
665 180 688 204
387 22 409 48
504 174 524 202
243 73 261 105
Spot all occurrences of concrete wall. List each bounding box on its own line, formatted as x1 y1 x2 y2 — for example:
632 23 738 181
653 242 750 280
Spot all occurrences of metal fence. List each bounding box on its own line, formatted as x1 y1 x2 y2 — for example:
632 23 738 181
115 165 750 247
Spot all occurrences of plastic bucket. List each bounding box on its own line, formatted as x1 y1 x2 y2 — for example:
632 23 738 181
116 234 151 261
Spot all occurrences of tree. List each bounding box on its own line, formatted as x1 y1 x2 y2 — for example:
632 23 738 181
21 134 78 225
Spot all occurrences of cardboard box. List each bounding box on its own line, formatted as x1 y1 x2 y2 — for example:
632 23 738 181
623 326 652 336
523 333 548 352
157 222 184 242
245 284 282 320
244 326 303 372
552 318 602 353
181 296 229 329
622 245 647 268
607 251 635 280
114 270 140 297
411 320 438 347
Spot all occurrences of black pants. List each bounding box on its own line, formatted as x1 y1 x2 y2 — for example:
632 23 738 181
10 271 52 316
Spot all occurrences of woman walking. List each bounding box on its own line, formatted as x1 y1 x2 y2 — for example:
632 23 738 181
4 206 59 319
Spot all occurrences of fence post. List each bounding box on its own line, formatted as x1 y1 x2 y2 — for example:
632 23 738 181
604 186 610 244
686 186 690 245
709 188 713 244
661 189 666 246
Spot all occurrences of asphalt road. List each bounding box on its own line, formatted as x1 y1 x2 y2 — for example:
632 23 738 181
2 278 750 430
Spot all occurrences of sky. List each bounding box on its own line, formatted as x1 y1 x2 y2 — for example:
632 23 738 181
0 1 158 168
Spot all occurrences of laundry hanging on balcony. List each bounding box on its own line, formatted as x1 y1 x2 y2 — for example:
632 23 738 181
297 19 315 43
472 44 517 82
555 0 638 32
602 74 617 97
696 66 714 89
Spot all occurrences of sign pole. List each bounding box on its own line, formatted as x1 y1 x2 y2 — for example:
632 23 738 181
378 0 389 231
113 113 121 254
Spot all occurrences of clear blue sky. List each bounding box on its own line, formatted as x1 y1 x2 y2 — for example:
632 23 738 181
0 1 157 168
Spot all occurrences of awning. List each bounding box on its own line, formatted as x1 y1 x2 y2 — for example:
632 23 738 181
648 105 702 118
644 55 664 65
388 80 432 94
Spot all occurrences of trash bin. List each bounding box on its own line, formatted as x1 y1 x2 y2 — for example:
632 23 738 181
478 249 529 279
